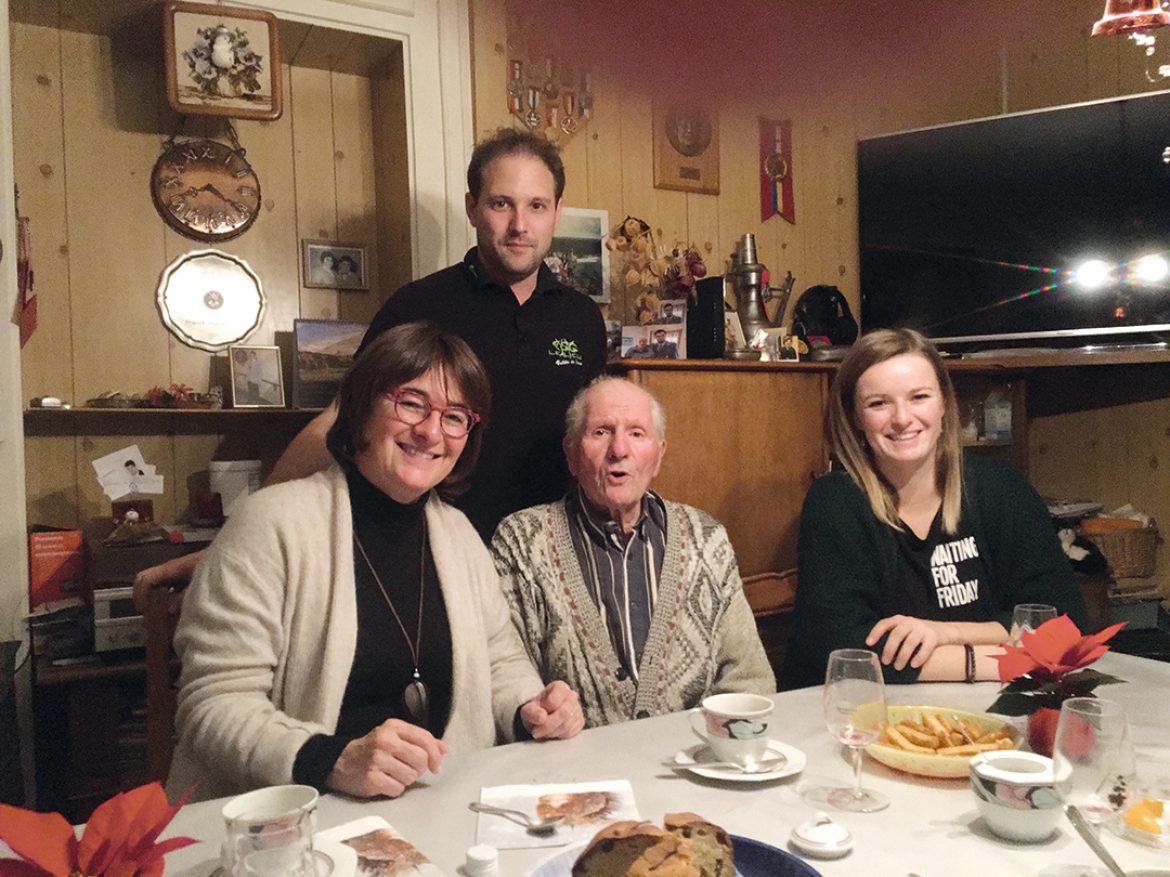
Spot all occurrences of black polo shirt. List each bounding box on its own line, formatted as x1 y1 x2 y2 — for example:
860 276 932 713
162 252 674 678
359 248 607 539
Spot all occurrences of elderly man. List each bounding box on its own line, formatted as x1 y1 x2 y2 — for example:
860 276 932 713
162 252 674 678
491 377 774 727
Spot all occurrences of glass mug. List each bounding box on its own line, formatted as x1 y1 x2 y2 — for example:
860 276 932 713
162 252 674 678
221 785 319 877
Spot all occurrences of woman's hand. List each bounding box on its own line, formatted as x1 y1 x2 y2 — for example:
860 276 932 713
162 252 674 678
327 719 447 798
520 681 585 740
866 615 956 670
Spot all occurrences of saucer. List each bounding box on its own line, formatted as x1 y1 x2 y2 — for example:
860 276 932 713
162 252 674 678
672 740 805 782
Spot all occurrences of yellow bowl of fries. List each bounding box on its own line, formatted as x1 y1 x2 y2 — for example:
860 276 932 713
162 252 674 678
866 705 1018 779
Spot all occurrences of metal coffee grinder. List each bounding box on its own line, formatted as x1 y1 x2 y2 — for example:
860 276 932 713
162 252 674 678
727 233 792 359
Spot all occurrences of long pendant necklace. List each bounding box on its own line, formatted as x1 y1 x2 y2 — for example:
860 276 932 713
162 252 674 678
353 517 430 726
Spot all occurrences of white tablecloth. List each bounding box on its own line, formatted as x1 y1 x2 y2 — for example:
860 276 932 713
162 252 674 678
53 653 1170 875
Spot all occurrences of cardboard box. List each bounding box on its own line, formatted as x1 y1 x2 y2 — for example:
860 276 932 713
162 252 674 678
28 529 86 608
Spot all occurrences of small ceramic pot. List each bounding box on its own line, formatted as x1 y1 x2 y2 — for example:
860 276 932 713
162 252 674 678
970 750 1061 842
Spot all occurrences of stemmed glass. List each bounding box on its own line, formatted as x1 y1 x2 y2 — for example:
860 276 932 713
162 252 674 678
807 648 890 812
1052 697 1136 827
1009 603 1057 645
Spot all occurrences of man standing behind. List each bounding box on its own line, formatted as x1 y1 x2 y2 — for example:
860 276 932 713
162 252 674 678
135 128 606 601
491 377 774 727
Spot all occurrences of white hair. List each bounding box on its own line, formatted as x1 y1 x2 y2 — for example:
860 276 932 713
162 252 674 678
564 376 666 449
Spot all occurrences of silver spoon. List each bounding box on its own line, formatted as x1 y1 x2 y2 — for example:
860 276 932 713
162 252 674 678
1065 804 1127 877
468 802 563 836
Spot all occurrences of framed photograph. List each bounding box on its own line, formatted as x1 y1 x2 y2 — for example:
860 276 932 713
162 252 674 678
547 207 610 303
302 240 369 291
653 102 719 195
163 1 283 121
228 345 284 408
293 319 368 409
657 300 686 325
620 323 685 360
725 311 747 350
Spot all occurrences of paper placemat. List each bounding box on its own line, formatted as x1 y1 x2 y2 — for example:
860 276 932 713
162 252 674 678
473 779 638 850
318 816 443 876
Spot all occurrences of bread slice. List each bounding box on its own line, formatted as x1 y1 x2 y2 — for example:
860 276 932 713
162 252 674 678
571 821 668 877
664 812 735 877
628 833 699 877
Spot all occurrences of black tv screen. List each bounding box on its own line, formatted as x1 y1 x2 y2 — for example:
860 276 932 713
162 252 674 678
859 89 1170 351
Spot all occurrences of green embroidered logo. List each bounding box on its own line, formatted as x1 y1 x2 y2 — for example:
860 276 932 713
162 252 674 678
549 337 583 366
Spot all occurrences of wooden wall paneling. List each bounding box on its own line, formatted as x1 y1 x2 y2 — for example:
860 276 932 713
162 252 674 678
60 29 169 404
12 22 72 403
371 47 412 304
628 368 828 576
796 108 858 308
291 64 340 321
468 0 509 136
331 71 381 323
713 105 759 286
240 62 305 342
24 436 80 529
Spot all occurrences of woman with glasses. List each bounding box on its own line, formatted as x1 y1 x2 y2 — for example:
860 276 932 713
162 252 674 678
169 321 583 801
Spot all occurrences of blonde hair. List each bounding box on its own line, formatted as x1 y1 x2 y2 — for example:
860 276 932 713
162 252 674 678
826 329 964 532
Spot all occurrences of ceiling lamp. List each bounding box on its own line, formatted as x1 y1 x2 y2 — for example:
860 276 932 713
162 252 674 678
1092 0 1170 36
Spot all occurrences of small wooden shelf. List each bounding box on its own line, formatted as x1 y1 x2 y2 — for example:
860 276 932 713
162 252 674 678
24 407 319 437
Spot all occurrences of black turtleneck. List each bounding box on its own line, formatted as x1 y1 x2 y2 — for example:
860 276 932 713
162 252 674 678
292 469 453 790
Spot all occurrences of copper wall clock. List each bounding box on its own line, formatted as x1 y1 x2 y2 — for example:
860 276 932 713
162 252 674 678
151 138 260 242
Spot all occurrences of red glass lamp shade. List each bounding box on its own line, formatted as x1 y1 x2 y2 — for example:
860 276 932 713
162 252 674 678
1092 0 1170 36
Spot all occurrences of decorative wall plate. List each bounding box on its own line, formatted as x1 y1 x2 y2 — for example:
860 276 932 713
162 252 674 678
156 249 265 352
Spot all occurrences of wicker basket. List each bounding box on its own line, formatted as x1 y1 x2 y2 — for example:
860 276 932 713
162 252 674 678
1081 522 1160 578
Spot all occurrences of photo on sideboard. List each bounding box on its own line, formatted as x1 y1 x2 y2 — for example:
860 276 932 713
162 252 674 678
228 344 284 408
292 319 368 409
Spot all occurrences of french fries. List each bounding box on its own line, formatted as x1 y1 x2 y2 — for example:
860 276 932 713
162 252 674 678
878 712 1014 756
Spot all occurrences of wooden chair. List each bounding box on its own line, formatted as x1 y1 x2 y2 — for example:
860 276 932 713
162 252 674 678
142 587 181 783
741 568 798 674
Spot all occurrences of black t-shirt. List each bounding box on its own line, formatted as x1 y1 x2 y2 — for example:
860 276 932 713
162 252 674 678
359 249 607 539
891 510 993 621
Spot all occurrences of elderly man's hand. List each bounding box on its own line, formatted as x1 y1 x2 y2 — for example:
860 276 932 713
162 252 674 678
327 719 447 799
520 681 585 740
132 549 205 614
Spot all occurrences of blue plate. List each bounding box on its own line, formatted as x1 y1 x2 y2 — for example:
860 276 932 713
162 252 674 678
527 833 823 876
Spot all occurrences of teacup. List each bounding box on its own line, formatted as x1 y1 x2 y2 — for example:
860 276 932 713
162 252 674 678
970 750 1061 842
688 692 774 766
220 784 319 877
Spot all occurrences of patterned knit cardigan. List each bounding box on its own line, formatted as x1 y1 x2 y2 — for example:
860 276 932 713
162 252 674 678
492 497 775 727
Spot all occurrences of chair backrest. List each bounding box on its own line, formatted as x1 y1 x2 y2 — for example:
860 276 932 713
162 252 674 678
741 568 798 673
142 588 181 783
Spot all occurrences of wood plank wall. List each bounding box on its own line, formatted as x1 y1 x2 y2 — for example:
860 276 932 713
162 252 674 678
470 0 1170 592
13 11 409 531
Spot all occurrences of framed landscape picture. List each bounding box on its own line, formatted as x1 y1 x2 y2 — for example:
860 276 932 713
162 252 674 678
292 319 368 409
163 1 283 121
547 207 610 303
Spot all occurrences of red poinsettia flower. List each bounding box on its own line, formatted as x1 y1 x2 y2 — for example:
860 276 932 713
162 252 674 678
988 615 1127 717
996 615 1126 684
0 782 196 877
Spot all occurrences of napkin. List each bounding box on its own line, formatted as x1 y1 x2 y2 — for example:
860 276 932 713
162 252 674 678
317 816 442 877
474 779 638 850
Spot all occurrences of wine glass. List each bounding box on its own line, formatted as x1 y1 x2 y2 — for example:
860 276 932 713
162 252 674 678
1052 697 1136 827
1010 603 1058 645
807 648 890 812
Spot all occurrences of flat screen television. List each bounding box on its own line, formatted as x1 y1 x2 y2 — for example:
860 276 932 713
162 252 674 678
859 89 1170 353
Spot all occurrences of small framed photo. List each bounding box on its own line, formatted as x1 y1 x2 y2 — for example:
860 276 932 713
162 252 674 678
620 324 686 360
163 1 283 121
547 207 610 303
725 311 747 349
293 319 368 409
228 345 284 408
302 240 369 291
657 300 686 324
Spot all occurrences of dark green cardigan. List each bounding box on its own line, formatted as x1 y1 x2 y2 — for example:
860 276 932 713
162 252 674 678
779 455 1087 690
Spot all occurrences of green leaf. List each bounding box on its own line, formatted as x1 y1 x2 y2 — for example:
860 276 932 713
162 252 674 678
1061 668 1125 693
986 691 1040 716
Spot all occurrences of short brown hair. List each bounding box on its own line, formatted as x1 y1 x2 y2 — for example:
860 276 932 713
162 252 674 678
467 127 565 203
826 328 964 532
326 321 491 501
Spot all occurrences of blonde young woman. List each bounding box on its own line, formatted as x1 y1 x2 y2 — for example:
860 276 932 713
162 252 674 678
781 329 1086 689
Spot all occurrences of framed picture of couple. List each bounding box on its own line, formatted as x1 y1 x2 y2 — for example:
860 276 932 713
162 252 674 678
301 240 369 291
